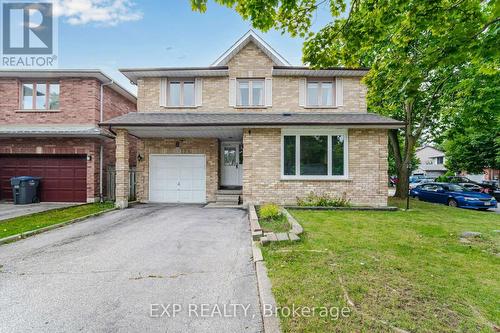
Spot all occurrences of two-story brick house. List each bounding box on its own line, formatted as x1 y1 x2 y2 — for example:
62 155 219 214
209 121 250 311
103 31 403 208
0 70 137 203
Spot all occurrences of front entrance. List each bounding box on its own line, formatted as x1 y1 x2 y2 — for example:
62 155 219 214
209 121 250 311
220 142 243 187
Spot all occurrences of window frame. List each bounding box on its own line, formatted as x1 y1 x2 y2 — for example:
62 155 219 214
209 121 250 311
20 81 60 110
237 78 265 107
281 128 349 180
167 79 196 107
306 79 335 107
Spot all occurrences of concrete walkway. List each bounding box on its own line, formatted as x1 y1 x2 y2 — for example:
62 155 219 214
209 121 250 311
0 202 76 221
0 204 262 332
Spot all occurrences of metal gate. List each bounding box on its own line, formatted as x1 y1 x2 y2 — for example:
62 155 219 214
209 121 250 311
107 166 136 201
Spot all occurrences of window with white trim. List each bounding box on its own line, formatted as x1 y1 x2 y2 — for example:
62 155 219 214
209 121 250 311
306 80 334 107
21 81 60 110
168 80 195 106
282 130 348 179
237 79 264 106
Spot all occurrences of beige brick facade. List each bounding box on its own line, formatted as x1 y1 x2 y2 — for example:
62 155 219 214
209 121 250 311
136 42 367 114
123 37 389 207
115 129 130 208
242 128 388 206
135 138 219 203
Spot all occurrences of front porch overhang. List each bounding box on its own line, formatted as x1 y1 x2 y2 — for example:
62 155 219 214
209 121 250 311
101 111 405 139
112 126 244 140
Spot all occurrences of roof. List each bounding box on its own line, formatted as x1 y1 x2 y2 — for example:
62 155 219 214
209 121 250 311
416 145 444 154
273 66 370 77
120 66 228 84
0 125 114 138
119 30 370 82
212 30 290 66
0 69 136 103
101 112 404 128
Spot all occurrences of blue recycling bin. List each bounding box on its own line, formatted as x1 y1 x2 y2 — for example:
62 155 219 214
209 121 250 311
10 176 42 204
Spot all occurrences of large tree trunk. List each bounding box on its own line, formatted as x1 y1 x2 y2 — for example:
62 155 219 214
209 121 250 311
389 128 413 199
395 163 409 198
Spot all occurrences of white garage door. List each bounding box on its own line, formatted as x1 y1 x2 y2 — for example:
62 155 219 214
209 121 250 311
149 155 206 203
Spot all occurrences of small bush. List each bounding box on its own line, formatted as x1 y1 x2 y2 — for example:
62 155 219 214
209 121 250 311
296 192 351 207
259 203 281 220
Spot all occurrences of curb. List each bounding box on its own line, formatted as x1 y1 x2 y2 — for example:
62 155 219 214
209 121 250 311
284 205 398 211
0 207 117 246
252 242 282 333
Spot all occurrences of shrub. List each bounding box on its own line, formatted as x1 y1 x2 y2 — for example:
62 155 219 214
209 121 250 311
259 203 281 220
296 192 351 207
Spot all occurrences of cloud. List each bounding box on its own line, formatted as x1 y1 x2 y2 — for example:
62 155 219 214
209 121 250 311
53 0 143 26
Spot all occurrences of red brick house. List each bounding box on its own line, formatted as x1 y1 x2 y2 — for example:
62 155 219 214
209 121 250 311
0 70 137 203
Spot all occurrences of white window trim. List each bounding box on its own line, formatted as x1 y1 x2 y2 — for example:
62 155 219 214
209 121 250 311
167 79 196 107
306 79 335 107
280 128 349 180
237 79 265 107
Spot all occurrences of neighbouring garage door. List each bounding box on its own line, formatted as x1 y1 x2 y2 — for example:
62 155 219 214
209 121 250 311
0 155 87 202
149 155 206 203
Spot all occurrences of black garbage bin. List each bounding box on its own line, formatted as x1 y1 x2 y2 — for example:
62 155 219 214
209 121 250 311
10 176 42 204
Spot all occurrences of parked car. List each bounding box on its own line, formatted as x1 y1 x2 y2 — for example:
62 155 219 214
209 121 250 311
409 177 434 190
459 183 485 192
443 176 500 200
410 182 498 210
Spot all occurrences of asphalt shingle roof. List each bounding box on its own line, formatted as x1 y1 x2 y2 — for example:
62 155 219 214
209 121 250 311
101 112 404 128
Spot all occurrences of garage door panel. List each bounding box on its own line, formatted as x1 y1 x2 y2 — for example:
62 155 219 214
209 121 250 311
0 155 87 202
149 155 206 203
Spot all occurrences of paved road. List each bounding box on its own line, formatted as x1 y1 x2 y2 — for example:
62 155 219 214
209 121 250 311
0 204 262 333
0 202 76 221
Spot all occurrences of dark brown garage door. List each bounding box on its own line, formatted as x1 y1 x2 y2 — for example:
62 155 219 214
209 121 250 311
0 155 87 202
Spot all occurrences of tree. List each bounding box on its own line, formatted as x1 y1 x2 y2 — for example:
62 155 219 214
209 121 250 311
440 69 500 174
192 0 499 198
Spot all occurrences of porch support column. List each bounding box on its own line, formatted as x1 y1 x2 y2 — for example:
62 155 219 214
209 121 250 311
115 129 129 209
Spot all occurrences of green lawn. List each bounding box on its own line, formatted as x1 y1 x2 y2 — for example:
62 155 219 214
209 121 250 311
262 199 500 333
0 202 114 239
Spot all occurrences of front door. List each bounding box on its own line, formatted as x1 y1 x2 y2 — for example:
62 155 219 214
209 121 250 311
221 142 243 187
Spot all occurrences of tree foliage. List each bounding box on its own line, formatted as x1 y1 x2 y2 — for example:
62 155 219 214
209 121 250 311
192 0 499 197
440 69 500 174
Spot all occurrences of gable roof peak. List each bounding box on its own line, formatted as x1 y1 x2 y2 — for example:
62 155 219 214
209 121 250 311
211 29 290 67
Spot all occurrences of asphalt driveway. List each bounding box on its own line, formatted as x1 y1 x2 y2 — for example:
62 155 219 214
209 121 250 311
0 204 262 333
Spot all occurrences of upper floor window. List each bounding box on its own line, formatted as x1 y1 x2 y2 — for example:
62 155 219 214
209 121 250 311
22 82 60 110
237 79 264 107
168 80 195 106
307 80 334 107
436 156 444 165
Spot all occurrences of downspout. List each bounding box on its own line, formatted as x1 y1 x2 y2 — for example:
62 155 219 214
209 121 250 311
100 80 113 203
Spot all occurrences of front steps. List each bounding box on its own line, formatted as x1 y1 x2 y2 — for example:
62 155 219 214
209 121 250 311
214 189 242 205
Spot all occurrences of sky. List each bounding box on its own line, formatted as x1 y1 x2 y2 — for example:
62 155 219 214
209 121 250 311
52 0 333 93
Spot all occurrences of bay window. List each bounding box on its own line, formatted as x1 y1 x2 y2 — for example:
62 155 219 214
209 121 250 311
282 130 348 179
21 82 60 110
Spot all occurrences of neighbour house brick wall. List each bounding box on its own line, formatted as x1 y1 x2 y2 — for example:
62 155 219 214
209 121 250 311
135 138 219 203
136 42 367 113
0 78 100 124
0 77 137 201
242 128 388 206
